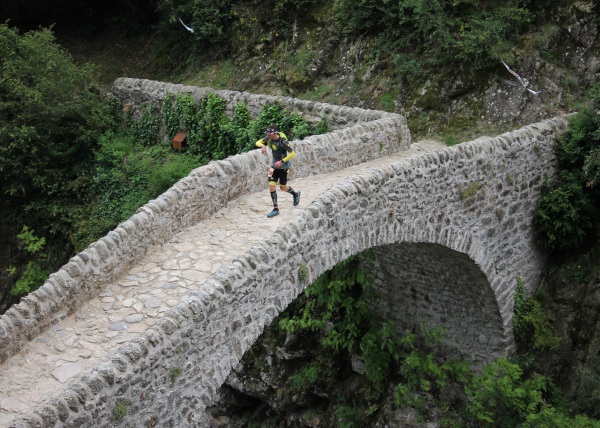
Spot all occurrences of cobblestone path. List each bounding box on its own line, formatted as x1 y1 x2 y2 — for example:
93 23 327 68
0 141 444 426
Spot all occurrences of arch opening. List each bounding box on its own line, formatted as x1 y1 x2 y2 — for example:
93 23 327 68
370 242 508 364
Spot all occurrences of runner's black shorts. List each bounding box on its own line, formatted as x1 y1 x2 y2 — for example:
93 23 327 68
269 168 289 185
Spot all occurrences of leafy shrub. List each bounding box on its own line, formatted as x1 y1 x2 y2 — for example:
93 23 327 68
126 102 159 146
333 0 532 68
163 93 198 139
522 407 600 428
335 404 370 428
583 147 600 188
279 252 375 354
513 277 560 351
360 326 395 391
465 358 548 426
163 94 326 156
0 24 118 302
535 84 600 252
393 323 470 411
535 174 594 251
289 363 321 392
9 226 50 297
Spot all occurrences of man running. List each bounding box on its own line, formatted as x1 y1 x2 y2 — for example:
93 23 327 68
255 125 301 218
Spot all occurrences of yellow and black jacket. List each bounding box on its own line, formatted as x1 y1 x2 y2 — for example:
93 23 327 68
255 132 296 170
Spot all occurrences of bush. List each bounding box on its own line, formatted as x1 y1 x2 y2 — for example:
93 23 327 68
0 24 117 307
535 85 600 252
522 406 600 428
8 226 50 297
157 0 233 56
126 102 159 146
333 0 532 68
513 277 561 351
535 174 594 251
465 358 548 426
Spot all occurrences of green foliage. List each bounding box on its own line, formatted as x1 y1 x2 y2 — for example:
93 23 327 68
0 24 117 202
279 252 375 354
513 277 560 351
11 261 48 297
248 102 327 143
335 404 370 428
360 325 396 391
279 252 469 414
126 102 159 146
225 102 253 153
69 130 201 252
10 226 50 297
535 175 594 250
465 358 548 427
332 0 532 69
162 94 327 157
289 363 320 392
0 23 118 303
298 263 309 282
163 93 198 139
522 406 600 428
444 135 461 146
17 226 46 254
393 323 471 410
157 0 233 56
452 7 531 66
583 146 600 188
460 182 482 199
571 349 600 419
535 84 600 252
393 54 422 78
112 400 131 421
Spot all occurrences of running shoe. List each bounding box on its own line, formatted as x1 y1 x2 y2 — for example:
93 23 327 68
293 191 301 206
267 209 280 218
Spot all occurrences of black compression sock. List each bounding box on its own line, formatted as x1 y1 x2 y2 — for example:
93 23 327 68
287 187 297 197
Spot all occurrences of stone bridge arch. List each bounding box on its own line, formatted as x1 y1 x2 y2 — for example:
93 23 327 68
175 118 566 420
1 102 568 427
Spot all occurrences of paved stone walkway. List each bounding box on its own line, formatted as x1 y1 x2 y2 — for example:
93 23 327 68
0 141 444 426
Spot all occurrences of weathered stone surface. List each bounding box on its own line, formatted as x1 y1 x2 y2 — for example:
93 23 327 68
0 79 569 427
51 363 83 384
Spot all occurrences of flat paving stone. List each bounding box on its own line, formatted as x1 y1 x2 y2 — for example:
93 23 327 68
124 314 144 323
109 322 128 331
51 362 82 383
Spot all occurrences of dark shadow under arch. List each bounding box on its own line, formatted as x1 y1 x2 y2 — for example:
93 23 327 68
370 242 507 364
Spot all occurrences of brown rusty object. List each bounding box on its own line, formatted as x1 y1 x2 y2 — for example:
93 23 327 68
172 131 187 151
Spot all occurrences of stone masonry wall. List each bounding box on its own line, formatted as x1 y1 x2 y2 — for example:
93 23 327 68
111 78 401 132
370 243 506 364
0 80 409 367
11 116 568 427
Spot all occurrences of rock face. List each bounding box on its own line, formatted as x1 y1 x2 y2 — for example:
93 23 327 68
227 2 598 138
204 319 446 428
535 266 600 419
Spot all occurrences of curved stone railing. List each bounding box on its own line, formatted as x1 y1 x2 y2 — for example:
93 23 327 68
0 80 410 366
111 78 401 131
10 116 568 427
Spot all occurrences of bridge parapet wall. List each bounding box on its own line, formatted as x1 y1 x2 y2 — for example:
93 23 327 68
111 78 399 131
11 116 568 427
0 80 409 367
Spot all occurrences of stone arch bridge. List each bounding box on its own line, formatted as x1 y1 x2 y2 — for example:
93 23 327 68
0 78 568 427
